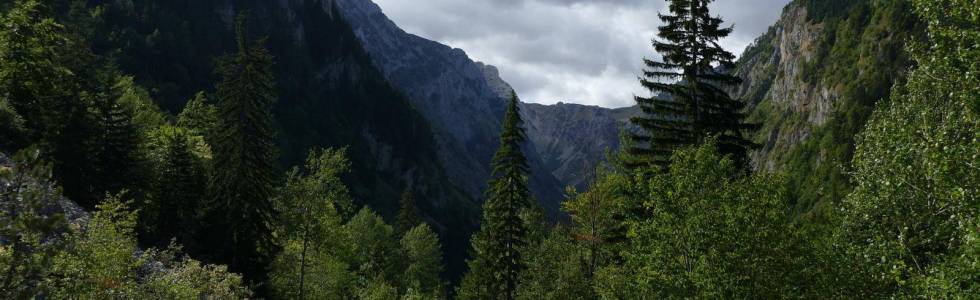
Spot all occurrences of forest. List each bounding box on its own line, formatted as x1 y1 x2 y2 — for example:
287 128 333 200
0 0 977 299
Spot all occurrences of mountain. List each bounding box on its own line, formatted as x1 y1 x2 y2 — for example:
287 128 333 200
332 0 565 215
522 103 640 190
56 0 479 276
509 0 919 209
730 0 920 216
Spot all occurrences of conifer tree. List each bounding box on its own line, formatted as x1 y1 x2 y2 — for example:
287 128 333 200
395 188 422 235
177 92 218 139
203 13 280 287
458 91 535 300
150 127 207 249
630 0 757 170
89 76 144 201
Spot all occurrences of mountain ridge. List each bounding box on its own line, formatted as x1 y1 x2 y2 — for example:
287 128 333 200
333 0 566 215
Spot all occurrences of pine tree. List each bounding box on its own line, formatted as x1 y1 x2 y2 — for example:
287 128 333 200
177 92 218 139
150 127 207 249
89 75 144 203
630 0 757 170
395 188 422 235
458 91 534 300
203 13 279 287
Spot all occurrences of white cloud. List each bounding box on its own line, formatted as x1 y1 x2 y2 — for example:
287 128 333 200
372 0 791 108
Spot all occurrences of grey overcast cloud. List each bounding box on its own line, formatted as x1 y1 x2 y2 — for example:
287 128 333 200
372 0 792 108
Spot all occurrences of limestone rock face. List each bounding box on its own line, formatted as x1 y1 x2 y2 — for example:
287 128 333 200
729 3 836 172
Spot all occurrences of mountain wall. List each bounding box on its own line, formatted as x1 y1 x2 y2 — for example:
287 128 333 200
731 0 920 215
59 0 479 275
522 103 640 190
333 0 565 215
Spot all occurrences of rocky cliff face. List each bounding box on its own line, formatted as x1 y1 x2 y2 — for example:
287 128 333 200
333 0 564 214
731 3 832 172
731 0 918 213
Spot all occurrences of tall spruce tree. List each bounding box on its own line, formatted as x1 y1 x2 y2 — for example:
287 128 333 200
204 13 279 287
458 91 534 300
89 75 144 202
629 0 756 170
149 127 206 249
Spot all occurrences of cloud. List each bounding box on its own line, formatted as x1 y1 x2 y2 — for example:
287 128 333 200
372 0 791 108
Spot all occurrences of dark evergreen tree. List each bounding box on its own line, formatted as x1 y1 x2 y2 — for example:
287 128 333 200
149 127 207 249
395 188 422 235
203 13 280 287
629 0 757 170
89 75 144 201
177 92 218 139
458 91 534 300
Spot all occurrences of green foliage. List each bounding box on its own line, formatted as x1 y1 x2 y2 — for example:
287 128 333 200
50 195 145 298
561 168 627 278
835 1 980 296
270 150 444 299
114 76 168 132
48 196 251 298
203 13 280 285
630 0 756 170
395 188 423 235
0 0 104 208
516 228 594 300
270 148 352 299
0 150 249 299
400 224 446 298
357 278 399 300
142 126 208 249
346 208 401 285
270 237 354 300
0 0 78 142
911 0 980 116
88 74 147 203
0 97 25 150
43 0 476 282
612 141 809 298
0 149 68 298
747 0 921 217
176 92 218 139
798 0 862 21
459 92 535 300
904 224 980 298
143 256 252 299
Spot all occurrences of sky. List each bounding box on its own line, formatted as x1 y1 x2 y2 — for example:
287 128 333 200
372 0 793 108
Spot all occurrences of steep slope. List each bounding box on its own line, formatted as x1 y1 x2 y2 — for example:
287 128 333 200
731 0 920 216
60 0 478 273
332 0 565 215
522 103 640 190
